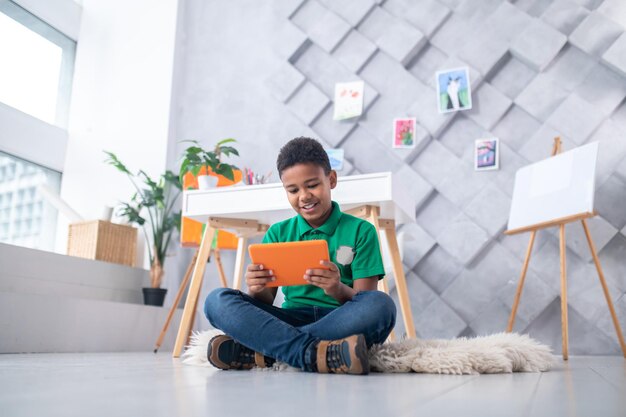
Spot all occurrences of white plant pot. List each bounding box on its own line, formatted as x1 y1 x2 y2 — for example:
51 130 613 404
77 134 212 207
197 175 218 190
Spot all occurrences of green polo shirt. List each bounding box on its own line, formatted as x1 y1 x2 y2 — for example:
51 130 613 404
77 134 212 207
262 201 385 308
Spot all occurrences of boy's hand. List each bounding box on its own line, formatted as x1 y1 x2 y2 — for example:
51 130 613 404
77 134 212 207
245 264 275 295
304 260 342 297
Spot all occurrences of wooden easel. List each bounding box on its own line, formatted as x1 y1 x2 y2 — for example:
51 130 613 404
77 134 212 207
171 204 417 358
153 244 232 353
505 138 626 360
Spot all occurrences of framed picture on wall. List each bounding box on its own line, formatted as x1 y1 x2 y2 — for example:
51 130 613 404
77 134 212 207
436 67 472 114
333 81 364 120
325 148 344 170
393 117 416 148
474 138 499 171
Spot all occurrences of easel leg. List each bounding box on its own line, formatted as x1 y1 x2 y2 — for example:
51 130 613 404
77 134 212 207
214 248 228 288
507 231 537 332
153 249 199 353
366 211 396 341
232 236 248 290
581 219 626 357
383 227 417 339
172 226 216 358
559 224 569 360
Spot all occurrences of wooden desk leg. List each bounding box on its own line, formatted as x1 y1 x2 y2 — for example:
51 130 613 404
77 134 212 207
581 219 626 357
172 225 216 358
507 230 537 333
367 207 402 342
153 249 198 353
383 227 417 339
377 277 396 342
187 297 199 346
364 209 397 341
214 248 228 288
233 236 248 290
559 224 569 360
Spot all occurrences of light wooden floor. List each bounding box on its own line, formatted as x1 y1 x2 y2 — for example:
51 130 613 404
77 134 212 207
1 353 624 417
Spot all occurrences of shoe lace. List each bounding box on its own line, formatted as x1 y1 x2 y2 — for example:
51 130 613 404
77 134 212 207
326 342 346 370
232 342 255 365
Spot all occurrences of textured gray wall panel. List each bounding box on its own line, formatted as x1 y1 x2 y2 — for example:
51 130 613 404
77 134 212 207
603 32 626 76
516 74 569 120
384 0 451 37
569 11 623 56
319 0 376 27
332 30 378 73
541 0 589 34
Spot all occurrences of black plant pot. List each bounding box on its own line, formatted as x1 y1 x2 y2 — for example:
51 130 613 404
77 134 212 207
142 287 167 306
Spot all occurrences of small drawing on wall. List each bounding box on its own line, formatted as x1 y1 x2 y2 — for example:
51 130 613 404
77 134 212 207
326 148 344 171
333 81 364 120
393 118 417 148
475 138 499 171
436 67 472 114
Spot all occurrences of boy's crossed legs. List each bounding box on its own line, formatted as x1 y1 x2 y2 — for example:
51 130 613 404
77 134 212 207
204 288 396 374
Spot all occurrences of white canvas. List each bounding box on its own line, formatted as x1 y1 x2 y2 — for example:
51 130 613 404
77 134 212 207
507 142 599 232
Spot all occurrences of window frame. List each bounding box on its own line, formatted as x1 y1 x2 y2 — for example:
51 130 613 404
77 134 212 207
0 0 81 172
0 0 78 128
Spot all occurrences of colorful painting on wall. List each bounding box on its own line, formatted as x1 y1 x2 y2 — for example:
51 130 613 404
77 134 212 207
475 138 499 171
393 118 417 148
325 148 345 170
333 81 364 120
436 67 472 114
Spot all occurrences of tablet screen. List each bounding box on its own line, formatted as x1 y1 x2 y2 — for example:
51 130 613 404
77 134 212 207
248 240 330 287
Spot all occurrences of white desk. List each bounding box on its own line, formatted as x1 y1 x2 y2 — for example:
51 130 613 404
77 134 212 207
183 172 416 225
173 172 417 357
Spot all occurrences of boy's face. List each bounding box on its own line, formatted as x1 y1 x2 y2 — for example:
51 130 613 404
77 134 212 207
281 163 337 228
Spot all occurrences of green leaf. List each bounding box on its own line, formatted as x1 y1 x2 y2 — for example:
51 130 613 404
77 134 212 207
138 170 158 191
103 151 132 175
179 159 189 184
215 164 235 181
184 146 203 155
164 170 182 190
219 146 239 157
216 138 236 146
117 203 145 225
172 211 182 232
179 139 200 145
204 154 218 169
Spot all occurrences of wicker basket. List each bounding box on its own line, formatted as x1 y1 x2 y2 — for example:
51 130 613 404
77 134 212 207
67 220 137 267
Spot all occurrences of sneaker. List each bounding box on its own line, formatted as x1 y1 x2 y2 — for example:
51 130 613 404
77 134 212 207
315 334 369 375
207 335 274 370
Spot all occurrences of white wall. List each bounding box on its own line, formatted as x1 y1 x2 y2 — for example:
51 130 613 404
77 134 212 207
58 0 181 270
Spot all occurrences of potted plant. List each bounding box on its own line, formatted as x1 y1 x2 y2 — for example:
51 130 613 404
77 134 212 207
179 138 240 189
104 151 182 306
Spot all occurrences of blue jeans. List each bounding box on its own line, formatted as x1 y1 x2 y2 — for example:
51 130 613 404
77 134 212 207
204 288 396 371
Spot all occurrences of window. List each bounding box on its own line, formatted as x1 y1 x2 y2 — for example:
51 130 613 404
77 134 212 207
0 0 76 127
0 151 61 251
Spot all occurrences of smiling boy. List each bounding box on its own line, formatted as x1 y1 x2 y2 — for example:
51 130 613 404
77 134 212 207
204 137 396 375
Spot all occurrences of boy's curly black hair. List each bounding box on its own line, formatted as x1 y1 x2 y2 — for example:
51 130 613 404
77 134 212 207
277 137 331 178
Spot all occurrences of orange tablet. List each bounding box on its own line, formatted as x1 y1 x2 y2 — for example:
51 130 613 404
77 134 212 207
248 240 330 287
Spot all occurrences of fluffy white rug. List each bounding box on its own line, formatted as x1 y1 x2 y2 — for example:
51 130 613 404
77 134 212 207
182 329 553 374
